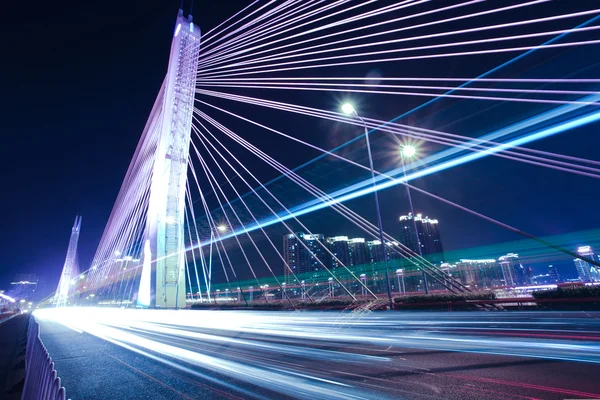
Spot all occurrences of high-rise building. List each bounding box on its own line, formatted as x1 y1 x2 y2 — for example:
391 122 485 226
574 246 599 282
367 240 386 264
348 238 368 266
325 236 350 268
283 232 326 283
532 274 553 285
455 259 502 289
548 265 561 283
498 253 530 286
366 240 402 264
398 213 444 264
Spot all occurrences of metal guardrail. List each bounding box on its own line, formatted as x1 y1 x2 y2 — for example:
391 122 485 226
21 316 66 400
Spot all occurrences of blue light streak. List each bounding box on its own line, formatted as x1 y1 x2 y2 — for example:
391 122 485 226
199 14 600 248
194 103 600 249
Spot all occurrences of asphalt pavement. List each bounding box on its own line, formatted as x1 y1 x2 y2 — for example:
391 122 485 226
35 309 600 400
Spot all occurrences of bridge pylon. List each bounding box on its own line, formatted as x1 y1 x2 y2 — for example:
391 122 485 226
55 216 82 307
138 10 201 309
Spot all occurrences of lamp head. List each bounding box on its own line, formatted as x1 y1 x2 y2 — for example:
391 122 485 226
217 224 227 232
341 103 355 115
401 144 417 158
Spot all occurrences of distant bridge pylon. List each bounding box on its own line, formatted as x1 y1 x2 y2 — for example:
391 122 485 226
54 216 81 307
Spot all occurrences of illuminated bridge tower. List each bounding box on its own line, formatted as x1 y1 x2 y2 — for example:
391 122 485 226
55 216 82 307
140 10 201 309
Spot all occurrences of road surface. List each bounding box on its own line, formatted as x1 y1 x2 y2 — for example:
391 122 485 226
34 309 600 399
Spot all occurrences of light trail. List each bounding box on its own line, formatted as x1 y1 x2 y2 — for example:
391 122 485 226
194 88 600 177
195 109 469 292
35 309 600 399
190 97 600 270
75 1 600 306
193 13 600 233
185 93 600 252
195 114 379 297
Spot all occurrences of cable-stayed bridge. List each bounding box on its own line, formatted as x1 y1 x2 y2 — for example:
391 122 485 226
26 3 600 399
45 2 600 312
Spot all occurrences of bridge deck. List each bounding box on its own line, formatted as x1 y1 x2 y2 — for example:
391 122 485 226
36 310 600 400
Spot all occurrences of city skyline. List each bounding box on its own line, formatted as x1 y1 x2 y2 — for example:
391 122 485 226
280 211 591 291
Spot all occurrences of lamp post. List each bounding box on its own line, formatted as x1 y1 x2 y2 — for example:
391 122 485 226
207 224 228 301
400 145 429 294
342 103 393 310
360 273 367 296
396 269 405 294
264 284 269 303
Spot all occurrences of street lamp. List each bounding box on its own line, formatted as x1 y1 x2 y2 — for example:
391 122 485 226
341 103 355 115
342 103 393 310
401 144 416 158
400 144 429 294
217 224 227 232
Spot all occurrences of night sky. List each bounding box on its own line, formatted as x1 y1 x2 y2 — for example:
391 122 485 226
2 0 600 295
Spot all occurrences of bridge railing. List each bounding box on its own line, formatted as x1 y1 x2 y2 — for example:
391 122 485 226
22 316 66 400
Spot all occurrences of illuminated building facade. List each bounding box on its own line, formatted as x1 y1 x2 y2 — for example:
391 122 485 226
574 245 599 282
398 213 444 264
548 265 561 283
325 236 350 268
283 232 326 283
348 238 368 266
455 259 503 289
498 253 531 287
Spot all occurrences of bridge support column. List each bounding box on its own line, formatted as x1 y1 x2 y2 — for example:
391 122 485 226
139 10 201 309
